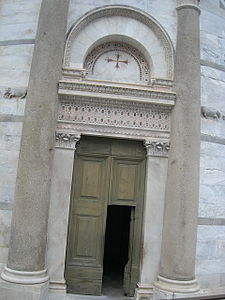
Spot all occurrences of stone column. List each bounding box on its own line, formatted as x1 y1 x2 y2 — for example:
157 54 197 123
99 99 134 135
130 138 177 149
1 0 69 285
136 141 169 300
155 0 201 295
47 132 80 294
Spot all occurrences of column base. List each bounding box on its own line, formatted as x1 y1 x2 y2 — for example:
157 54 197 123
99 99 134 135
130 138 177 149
0 276 49 300
154 275 200 298
135 283 153 300
1 266 49 284
49 280 66 294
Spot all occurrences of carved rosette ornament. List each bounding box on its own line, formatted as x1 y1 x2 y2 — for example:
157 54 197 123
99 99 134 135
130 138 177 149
144 140 170 157
55 131 80 149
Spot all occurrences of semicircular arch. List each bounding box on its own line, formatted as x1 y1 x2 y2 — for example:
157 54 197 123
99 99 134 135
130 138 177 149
64 5 174 80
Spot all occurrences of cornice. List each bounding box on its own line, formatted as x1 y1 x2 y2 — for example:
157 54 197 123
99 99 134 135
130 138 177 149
58 81 176 106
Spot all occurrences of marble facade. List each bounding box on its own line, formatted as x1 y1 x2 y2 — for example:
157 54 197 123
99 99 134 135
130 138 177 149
0 0 225 299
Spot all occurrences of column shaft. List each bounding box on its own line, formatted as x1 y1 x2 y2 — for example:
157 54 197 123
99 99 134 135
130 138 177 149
157 0 201 289
3 0 69 277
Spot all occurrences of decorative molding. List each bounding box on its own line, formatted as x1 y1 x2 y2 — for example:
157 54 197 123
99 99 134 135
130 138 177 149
201 106 225 121
64 6 174 78
55 131 80 149
0 114 24 122
201 134 225 145
176 4 201 13
59 98 170 131
84 41 150 83
49 280 66 291
154 275 200 293
201 59 225 73
144 140 170 157
150 78 173 89
57 122 170 141
3 87 27 99
62 67 87 79
198 217 225 226
136 283 153 300
57 80 173 143
0 39 35 46
58 81 176 103
1 266 49 284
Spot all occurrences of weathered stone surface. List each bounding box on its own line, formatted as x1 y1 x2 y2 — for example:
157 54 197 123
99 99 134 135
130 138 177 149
0 278 49 300
201 66 225 112
196 225 225 288
200 8 225 67
47 148 76 290
136 155 167 297
0 0 224 298
0 0 41 41
0 210 12 265
158 0 201 285
68 0 176 43
0 44 34 90
199 142 225 218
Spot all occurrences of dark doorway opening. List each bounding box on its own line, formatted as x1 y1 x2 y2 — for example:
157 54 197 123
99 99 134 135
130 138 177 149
102 205 132 297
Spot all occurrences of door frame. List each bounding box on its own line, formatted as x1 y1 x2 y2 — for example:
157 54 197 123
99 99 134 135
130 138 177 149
64 136 146 296
47 131 169 297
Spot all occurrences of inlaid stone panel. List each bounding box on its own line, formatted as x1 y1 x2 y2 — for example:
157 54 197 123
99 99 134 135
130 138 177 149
58 99 170 132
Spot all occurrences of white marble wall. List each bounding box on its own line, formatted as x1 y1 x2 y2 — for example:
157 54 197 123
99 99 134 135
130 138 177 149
0 0 176 270
68 0 177 45
196 0 225 290
0 0 225 295
0 0 41 270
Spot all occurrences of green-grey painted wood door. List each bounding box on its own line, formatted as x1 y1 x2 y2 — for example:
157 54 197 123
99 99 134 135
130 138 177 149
65 136 146 296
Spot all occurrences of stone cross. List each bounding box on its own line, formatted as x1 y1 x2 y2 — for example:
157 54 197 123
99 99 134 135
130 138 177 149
106 54 128 68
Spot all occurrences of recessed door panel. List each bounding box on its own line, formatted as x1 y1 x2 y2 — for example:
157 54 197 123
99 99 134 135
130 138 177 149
80 160 101 198
74 215 99 259
117 163 136 200
110 159 143 206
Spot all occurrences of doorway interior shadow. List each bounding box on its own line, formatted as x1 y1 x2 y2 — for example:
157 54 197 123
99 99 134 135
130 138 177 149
102 205 132 298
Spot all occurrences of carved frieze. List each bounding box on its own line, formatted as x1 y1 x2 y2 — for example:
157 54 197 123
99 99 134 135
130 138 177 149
58 97 170 134
57 80 173 146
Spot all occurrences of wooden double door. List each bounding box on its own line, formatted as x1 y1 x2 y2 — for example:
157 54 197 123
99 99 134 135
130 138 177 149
65 136 146 296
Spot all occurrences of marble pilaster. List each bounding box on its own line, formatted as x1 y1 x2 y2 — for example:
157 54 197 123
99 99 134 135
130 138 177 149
136 140 168 300
47 132 80 293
